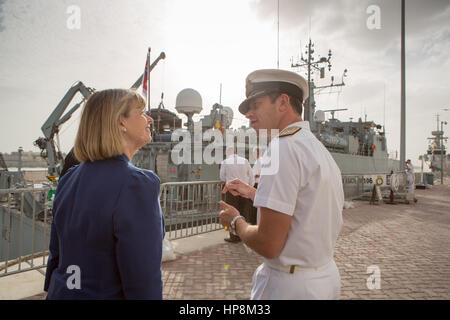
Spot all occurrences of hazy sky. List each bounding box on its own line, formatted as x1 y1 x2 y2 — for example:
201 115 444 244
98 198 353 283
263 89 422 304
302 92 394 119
1 0 449 167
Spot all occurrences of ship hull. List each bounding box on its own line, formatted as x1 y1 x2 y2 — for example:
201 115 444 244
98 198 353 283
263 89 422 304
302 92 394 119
331 152 400 175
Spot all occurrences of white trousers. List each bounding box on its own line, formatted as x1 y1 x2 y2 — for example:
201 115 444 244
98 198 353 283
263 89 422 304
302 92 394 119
407 174 415 199
250 260 341 300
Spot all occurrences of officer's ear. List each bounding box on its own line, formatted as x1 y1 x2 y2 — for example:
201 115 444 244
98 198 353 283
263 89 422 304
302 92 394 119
278 94 290 113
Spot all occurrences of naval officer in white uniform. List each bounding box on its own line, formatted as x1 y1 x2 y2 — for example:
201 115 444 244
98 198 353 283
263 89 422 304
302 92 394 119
219 69 344 300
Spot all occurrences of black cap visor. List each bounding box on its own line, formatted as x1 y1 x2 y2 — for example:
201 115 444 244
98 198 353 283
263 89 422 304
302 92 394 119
238 81 304 115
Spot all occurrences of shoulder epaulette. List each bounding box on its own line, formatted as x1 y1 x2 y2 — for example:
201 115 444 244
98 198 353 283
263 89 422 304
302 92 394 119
279 126 301 138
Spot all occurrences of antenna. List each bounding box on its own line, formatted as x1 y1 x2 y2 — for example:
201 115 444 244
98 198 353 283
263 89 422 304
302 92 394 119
309 16 311 39
277 0 280 69
291 38 347 125
383 82 386 132
300 40 303 60
219 83 222 104
322 108 348 120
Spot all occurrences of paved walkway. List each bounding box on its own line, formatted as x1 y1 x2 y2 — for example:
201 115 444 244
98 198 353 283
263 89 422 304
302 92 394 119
161 181 450 300
16 179 450 300
335 181 450 299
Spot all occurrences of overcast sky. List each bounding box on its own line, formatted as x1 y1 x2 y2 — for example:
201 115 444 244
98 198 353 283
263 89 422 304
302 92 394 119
1 0 449 168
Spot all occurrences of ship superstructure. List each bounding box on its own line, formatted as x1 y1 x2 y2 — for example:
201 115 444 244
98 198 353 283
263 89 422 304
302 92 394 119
291 39 400 175
425 114 448 179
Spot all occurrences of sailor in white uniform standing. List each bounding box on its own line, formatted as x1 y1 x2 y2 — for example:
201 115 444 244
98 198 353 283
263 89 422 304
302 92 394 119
405 159 417 203
219 69 344 300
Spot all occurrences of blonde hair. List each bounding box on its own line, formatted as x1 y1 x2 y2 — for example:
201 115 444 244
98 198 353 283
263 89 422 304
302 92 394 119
74 89 146 162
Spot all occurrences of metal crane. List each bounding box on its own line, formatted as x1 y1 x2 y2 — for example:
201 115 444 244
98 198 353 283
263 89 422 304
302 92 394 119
34 81 94 180
34 51 166 182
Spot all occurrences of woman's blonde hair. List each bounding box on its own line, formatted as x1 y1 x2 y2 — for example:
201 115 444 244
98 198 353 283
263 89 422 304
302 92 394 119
74 88 146 162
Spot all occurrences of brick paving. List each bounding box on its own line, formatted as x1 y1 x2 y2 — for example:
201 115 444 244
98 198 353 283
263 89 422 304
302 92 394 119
162 182 450 300
162 243 262 300
334 182 450 300
23 180 450 300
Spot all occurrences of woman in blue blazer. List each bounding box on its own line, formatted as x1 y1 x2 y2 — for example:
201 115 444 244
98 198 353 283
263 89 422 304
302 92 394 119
44 89 164 299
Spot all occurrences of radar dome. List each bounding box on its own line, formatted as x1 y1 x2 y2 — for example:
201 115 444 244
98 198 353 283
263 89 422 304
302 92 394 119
175 88 203 115
221 106 234 128
314 110 325 123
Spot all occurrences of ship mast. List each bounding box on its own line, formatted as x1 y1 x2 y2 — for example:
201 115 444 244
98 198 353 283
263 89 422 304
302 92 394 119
291 38 347 130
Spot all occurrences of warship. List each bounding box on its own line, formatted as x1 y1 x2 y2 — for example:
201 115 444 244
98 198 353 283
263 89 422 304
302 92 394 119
1 43 405 263
290 39 400 178
133 40 401 189
423 114 448 180
1 41 401 187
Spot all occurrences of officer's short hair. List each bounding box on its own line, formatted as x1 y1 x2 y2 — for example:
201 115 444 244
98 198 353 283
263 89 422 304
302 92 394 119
267 91 303 116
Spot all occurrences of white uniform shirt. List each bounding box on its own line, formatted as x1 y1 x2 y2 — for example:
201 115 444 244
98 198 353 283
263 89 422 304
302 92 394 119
406 163 414 174
220 154 254 186
252 157 262 185
406 163 414 177
406 163 415 186
253 121 344 268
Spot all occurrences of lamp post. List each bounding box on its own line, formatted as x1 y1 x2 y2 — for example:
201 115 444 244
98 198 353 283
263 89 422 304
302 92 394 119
400 0 406 170
441 108 449 184
441 120 447 184
18 146 24 185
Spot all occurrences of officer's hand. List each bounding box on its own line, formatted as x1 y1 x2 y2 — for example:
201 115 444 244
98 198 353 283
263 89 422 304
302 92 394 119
219 201 239 229
222 179 256 201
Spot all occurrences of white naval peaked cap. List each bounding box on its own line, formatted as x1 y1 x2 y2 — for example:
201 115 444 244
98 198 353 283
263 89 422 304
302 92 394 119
238 69 309 115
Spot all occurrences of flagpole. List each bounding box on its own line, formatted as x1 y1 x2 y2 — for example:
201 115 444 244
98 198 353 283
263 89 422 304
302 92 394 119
400 0 405 170
147 47 151 110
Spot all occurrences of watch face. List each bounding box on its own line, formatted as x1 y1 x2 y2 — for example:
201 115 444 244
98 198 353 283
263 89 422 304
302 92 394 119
230 219 235 235
230 222 236 235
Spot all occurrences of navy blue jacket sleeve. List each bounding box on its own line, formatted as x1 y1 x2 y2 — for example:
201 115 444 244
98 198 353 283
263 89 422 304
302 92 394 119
43 177 68 292
44 218 59 292
113 170 164 300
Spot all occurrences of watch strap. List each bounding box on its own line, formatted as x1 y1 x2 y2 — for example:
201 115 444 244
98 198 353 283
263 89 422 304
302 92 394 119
230 215 246 235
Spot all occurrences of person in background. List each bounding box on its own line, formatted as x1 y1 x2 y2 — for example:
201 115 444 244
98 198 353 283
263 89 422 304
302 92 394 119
220 146 254 243
59 148 79 178
44 88 164 299
406 159 417 203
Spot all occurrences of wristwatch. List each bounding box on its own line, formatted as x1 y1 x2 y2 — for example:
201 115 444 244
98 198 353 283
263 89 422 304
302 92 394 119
229 215 246 236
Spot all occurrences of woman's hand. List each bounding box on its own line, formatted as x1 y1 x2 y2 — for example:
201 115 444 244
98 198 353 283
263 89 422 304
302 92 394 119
221 178 256 201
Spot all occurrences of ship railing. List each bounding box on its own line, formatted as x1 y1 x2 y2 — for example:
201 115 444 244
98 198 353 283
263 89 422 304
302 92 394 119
0 187 52 278
160 180 225 240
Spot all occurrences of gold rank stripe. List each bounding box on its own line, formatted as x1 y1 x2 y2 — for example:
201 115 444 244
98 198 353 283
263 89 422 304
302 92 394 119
279 126 301 138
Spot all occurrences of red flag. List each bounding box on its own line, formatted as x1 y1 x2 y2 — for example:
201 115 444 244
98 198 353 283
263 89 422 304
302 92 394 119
142 53 150 98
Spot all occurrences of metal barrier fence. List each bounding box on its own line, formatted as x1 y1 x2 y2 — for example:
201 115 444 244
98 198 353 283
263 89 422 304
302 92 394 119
341 174 365 200
341 172 409 200
0 173 411 278
0 188 52 278
0 181 226 278
161 181 225 240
